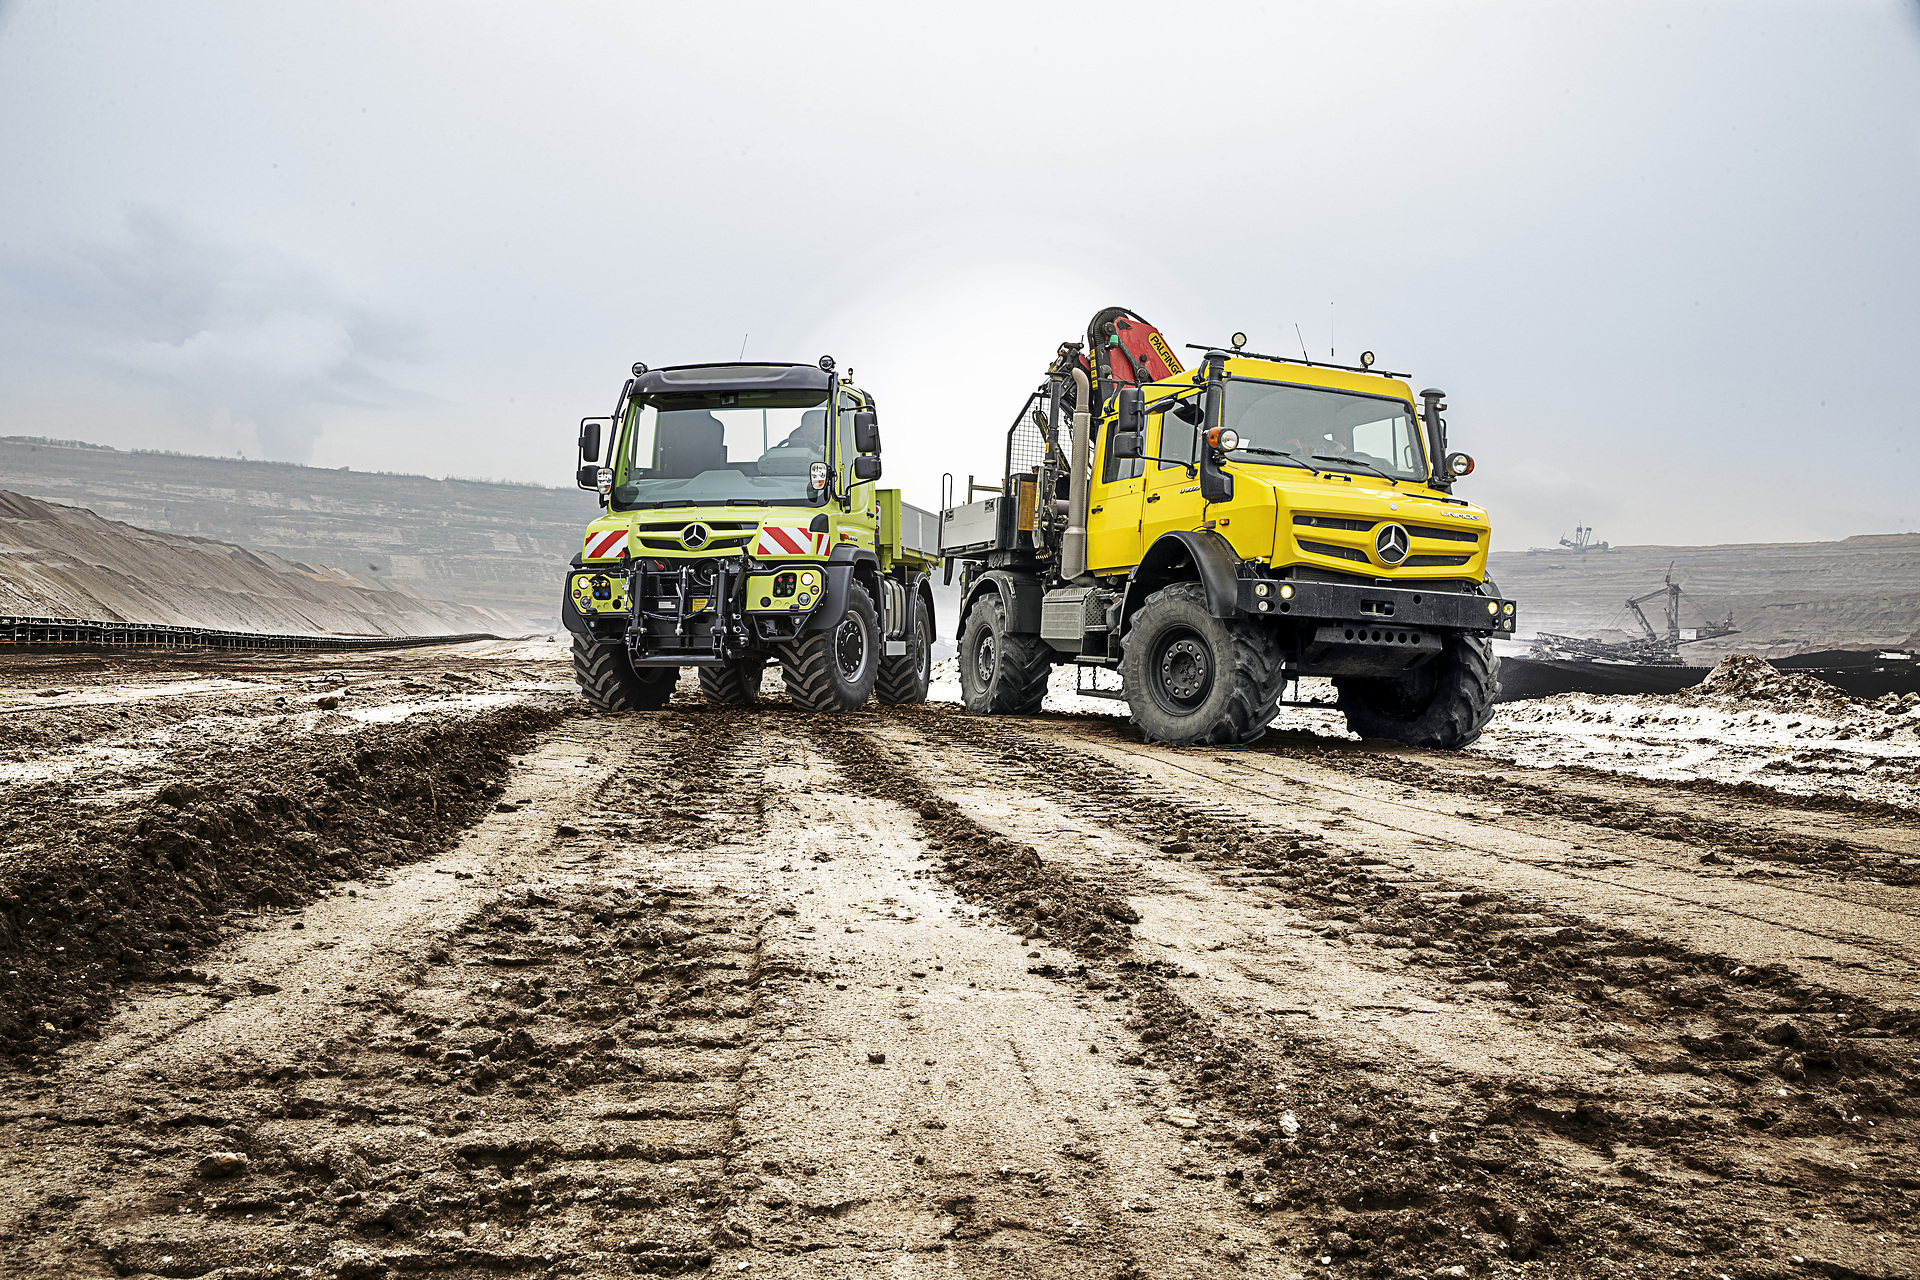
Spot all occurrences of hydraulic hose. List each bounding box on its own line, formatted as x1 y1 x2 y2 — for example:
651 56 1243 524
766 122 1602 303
1061 364 1094 584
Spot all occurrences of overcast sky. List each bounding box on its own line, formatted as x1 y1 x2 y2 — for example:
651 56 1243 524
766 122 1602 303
1 1 1915 551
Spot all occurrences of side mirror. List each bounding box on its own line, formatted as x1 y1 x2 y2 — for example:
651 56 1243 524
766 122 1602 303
579 420 602 463
853 409 881 454
1116 386 1145 435
853 456 883 482
1112 431 1144 460
576 464 598 488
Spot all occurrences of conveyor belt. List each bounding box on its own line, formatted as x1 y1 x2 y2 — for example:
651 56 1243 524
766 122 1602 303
0 614 503 651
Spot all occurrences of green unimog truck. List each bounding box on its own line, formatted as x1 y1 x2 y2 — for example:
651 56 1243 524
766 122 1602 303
562 357 942 713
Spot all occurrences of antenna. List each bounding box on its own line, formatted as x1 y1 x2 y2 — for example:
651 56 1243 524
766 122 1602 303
1294 324 1312 364
740 332 750 358
1329 302 1335 360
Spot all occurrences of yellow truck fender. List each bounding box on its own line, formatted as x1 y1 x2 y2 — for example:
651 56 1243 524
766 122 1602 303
1120 530 1243 631
958 569 1043 640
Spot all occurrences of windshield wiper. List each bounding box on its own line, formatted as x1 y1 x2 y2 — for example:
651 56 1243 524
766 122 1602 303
1230 447 1319 474
1313 455 1398 485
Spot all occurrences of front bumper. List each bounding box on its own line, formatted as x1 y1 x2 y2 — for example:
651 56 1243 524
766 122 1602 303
1235 578 1516 634
563 558 826 664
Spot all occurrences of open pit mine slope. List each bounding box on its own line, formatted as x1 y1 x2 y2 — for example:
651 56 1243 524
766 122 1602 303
1489 533 1920 658
0 490 517 639
0 438 598 633
2 645 1916 1280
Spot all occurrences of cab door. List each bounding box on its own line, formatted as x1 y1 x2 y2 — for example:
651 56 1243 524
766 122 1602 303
834 391 877 556
1140 401 1209 549
1085 410 1145 571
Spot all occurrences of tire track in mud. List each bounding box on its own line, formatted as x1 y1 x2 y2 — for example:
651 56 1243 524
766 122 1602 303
719 717 1288 1277
1264 727 1920 882
1098 736 1920 981
0 708 779 1278
846 709 1920 1280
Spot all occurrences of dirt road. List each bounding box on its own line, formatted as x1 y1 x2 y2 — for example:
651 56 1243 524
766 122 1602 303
3 642 1916 1279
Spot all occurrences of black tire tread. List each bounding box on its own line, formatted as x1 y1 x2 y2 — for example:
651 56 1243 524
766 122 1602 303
875 606 933 705
959 595 1052 716
780 583 880 713
571 633 674 712
1335 632 1500 749
698 656 763 706
1119 581 1284 746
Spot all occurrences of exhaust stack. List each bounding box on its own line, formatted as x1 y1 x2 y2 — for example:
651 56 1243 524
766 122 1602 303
1061 362 1094 584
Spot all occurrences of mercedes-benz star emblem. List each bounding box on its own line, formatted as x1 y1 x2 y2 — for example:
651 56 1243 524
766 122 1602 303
680 522 711 550
1374 523 1410 565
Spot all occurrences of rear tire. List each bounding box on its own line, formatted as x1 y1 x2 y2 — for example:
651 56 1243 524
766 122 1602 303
875 603 933 705
780 583 881 712
1118 581 1283 746
1334 632 1499 748
572 634 676 712
698 654 766 706
958 594 1052 715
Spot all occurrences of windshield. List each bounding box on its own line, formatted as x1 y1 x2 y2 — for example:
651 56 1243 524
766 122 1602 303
613 389 828 509
1219 379 1427 482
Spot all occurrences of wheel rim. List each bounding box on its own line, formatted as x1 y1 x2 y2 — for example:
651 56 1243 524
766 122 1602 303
835 613 868 682
916 617 931 678
1150 626 1215 712
976 630 997 685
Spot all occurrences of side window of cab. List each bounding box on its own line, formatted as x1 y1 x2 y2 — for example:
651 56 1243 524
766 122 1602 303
836 393 858 483
1157 400 1201 469
1100 400 1145 483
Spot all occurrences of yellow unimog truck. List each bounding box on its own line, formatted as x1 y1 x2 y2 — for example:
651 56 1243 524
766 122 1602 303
940 308 1517 747
563 357 941 713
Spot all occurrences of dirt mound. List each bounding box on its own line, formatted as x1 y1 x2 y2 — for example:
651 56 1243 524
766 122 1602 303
0 488 519 637
0 701 567 1062
1684 652 1861 709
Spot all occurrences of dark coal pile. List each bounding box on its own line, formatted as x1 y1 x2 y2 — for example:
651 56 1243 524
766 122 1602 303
1683 653 1864 711
0 702 568 1061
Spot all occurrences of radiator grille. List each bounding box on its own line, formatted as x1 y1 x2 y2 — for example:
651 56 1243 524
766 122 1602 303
1404 523 1481 544
1297 538 1370 564
1294 513 1377 532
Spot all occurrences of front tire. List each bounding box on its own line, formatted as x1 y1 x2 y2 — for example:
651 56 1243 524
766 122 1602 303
875 602 933 705
572 634 676 712
1333 632 1500 748
698 654 766 706
958 594 1052 715
780 583 881 712
1118 581 1283 746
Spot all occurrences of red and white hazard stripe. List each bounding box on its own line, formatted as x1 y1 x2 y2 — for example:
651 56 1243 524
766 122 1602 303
752 525 822 558
583 529 628 560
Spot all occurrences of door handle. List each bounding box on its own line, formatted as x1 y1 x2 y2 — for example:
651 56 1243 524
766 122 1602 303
1145 494 1161 503
1090 505 1103 514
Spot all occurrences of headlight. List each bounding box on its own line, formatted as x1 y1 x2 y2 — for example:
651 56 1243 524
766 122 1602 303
801 571 818 588
1254 583 1270 597
1279 583 1294 600
798 593 812 607
1503 602 1515 615
1486 600 1499 615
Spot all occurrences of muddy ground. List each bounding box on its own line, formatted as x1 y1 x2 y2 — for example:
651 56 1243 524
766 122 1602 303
2 640 1916 1280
